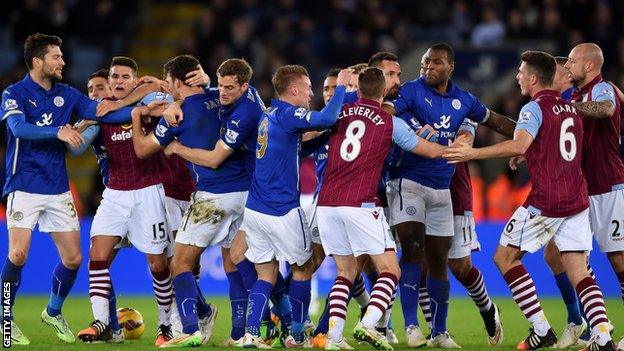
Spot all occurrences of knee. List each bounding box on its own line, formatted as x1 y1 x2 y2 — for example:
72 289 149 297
311 244 325 271
62 252 82 270
449 259 471 281
8 248 28 266
493 247 514 273
336 266 358 283
148 255 168 273
229 242 247 266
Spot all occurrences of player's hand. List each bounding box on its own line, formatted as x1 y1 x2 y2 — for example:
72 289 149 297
302 131 323 142
509 155 526 170
164 140 180 156
443 139 474 163
417 124 437 141
58 124 85 148
96 99 122 117
336 69 353 87
163 102 184 127
73 119 98 133
185 65 210 87
147 100 169 117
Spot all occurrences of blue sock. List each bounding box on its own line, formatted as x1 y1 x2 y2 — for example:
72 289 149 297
109 284 121 331
366 271 379 291
46 261 78 317
173 272 199 334
235 259 258 291
284 270 293 291
195 280 212 319
314 298 330 335
428 276 450 336
554 272 583 325
289 279 311 343
399 262 421 327
271 272 292 330
226 271 247 340
1 258 23 320
246 279 273 337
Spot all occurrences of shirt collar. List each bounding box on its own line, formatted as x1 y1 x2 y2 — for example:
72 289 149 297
420 76 456 97
578 74 603 95
23 73 56 94
270 98 295 109
532 89 560 100
356 98 381 109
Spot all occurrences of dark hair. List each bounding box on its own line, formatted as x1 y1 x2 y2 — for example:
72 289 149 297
554 56 568 66
89 69 109 81
24 33 62 70
358 67 386 99
272 65 309 95
163 55 200 83
521 51 556 86
217 58 252 84
429 43 455 63
368 52 398 68
110 56 138 73
326 68 341 78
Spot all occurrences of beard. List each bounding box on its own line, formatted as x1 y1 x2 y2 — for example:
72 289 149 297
569 72 585 87
44 65 62 81
385 85 399 100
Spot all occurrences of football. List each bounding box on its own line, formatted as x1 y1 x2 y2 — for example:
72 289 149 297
117 307 145 339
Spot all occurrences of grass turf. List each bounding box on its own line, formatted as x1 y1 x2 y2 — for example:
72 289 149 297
8 295 624 350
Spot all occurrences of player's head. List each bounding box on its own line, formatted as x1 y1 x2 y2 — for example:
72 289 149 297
357 67 386 101
346 63 368 92
517 51 556 97
163 54 201 100
109 56 138 100
421 43 455 88
553 56 573 94
24 33 64 81
217 58 252 106
368 52 401 100
565 43 604 87
272 65 313 109
87 69 112 100
322 68 340 105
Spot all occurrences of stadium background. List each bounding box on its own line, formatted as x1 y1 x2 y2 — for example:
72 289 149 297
0 0 622 297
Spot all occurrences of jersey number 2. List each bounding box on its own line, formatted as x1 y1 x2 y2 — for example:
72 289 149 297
339 120 366 162
559 118 577 161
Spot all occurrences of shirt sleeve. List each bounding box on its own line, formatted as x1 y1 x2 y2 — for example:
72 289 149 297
69 86 98 118
458 118 478 136
392 116 420 151
392 84 411 116
1 87 25 121
139 92 174 106
221 107 258 150
466 93 490 123
68 124 100 155
281 86 346 130
591 82 616 105
515 101 543 139
152 117 179 146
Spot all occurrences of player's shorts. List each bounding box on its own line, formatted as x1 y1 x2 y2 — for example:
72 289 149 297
317 206 396 257
303 197 322 245
6 190 79 233
176 191 247 249
386 178 453 237
91 184 171 255
589 185 624 252
165 196 190 236
500 206 592 253
449 211 481 259
243 207 312 266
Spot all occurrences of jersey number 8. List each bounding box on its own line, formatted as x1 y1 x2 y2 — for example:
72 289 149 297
340 120 366 162
559 117 577 161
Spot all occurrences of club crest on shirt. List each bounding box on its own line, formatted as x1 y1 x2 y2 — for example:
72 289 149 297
54 96 64 107
452 99 461 110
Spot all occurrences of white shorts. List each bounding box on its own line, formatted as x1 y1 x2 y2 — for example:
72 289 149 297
243 207 312 266
589 187 624 252
317 206 396 257
500 206 592 253
165 196 190 235
91 184 171 255
6 191 80 233
176 191 247 249
304 198 322 245
449 212 481 259
386 178 454 236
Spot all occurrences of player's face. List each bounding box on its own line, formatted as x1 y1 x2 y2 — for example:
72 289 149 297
421 49 453 88
87 77 112 100
218 74 248 106
553 65 572 93
346 74 359 92
39 45 65 81
322 76 337 105
377 59 401 100
564 48 587 86
164 74 180 100
109 65 137 100
516 62 533 96
292 75 313 109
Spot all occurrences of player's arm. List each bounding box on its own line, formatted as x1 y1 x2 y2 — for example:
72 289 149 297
392 117 446 158
130 106 166 159
165 140 234 169
481 110 516 138
304 69 351 128
67 122 100 155
95 78 161 116
573 82 616 119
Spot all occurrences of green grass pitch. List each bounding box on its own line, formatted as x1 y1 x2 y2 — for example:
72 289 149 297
8 296 624 350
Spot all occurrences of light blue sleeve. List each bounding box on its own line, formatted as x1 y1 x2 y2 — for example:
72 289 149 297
515 101 542 139
139 92 174 106
458 118 478 136
67 124 100 155
591 82 616 104
392 116 420 151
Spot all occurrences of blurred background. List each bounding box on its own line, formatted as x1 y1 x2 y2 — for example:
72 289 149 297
0 0 623 297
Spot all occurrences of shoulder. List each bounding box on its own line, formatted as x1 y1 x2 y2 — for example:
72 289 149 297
591 81 615 100
518 101 542 121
